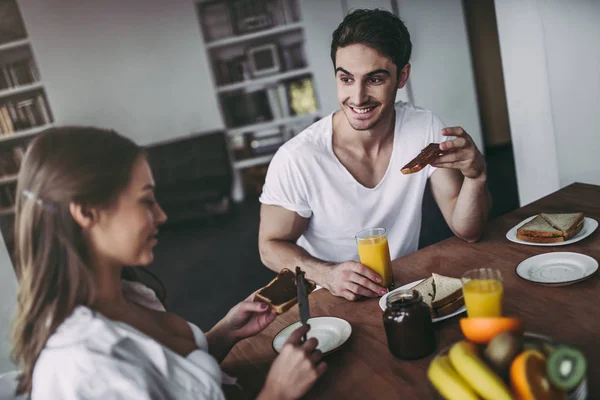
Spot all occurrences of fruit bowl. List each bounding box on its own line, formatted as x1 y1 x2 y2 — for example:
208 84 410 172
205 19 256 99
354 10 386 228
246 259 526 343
429 332 588 400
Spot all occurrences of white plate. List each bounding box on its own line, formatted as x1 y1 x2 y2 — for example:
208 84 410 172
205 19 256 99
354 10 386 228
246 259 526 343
515 252 598 286
272 317 352 355
506 216 598 246
378 279 466 323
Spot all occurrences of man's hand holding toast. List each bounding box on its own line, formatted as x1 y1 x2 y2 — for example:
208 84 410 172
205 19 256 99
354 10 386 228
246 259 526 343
433 127 486 181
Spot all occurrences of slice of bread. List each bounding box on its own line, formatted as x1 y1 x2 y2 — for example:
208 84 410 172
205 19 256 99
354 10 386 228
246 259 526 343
431 273 463 309
516 233 566 243
540 213 584 239
254 268 316 314
411 276 435 307
517 215 563 238
434 295 465 318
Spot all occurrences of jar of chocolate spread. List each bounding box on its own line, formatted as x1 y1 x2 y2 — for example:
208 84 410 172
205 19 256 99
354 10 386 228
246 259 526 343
383 289 436 360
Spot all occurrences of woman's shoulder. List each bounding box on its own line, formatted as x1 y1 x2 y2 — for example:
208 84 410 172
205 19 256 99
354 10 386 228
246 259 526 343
43 306 121 350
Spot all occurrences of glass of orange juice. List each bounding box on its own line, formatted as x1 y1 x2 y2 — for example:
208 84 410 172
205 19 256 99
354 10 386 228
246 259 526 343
356 228 394 290
461 268 504 317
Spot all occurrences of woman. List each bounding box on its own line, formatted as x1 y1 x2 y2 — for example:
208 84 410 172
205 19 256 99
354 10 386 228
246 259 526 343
11 127 326 399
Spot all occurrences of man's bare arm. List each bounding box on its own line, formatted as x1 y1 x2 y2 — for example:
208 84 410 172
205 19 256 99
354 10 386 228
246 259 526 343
429 168 491 243
258 204 386 300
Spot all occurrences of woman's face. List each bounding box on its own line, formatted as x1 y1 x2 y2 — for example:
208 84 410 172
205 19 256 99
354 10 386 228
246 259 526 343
88 156 167 268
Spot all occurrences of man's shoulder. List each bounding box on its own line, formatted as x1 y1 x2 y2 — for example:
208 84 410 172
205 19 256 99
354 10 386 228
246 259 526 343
278 114 332 160
395 101 437 123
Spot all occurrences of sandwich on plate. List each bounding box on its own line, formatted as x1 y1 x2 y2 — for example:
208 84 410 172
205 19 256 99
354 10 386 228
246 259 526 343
516 212 584 243
411 273 464 319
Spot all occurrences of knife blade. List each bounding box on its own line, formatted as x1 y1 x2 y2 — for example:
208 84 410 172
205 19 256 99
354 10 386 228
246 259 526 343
296 266 310 343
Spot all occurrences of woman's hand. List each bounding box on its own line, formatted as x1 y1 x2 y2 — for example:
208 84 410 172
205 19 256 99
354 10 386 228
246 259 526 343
258 325 327 400
206 293 277 362
221 294 277 342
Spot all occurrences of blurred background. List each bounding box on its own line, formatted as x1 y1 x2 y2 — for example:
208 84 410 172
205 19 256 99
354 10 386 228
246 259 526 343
0 0 598 341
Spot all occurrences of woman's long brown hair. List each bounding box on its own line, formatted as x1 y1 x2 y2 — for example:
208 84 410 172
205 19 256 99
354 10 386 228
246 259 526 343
11 127 164 394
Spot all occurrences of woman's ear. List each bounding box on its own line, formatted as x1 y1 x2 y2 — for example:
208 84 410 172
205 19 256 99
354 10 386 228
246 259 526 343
69 202 97 229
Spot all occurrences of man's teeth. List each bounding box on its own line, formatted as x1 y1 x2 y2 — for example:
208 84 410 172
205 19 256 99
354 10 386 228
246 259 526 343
352 106 374 114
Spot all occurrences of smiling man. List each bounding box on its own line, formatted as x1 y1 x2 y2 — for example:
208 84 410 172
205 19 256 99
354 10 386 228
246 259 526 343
258 9 491 301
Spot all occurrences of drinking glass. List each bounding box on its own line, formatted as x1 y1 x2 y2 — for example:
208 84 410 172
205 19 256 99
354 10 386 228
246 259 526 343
356 228 394 290
461 268 504 317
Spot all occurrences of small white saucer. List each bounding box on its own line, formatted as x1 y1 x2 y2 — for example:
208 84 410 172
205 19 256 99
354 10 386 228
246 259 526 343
272 317 352 355
506 216 598 246
379 279 466 323
515 252 598 286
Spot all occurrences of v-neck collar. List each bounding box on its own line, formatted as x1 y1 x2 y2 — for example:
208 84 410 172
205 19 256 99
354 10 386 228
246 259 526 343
328 107 403 190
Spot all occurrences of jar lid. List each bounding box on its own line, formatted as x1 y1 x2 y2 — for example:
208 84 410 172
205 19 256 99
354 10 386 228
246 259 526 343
386 289 422 308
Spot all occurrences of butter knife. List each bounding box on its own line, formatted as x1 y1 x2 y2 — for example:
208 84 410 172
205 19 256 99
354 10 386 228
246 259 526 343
296 266 310 343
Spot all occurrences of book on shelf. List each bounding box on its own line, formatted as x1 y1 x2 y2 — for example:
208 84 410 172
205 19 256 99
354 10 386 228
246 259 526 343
0 0 28 46
198 1 234 42
221 90 273 128
0 182 17 208
0 58 39 90
229 0 273 35
280 42 306 71
286 76 318 116
0 93 52 134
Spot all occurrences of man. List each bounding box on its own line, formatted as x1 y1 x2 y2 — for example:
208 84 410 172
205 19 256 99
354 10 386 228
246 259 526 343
258 9 490 301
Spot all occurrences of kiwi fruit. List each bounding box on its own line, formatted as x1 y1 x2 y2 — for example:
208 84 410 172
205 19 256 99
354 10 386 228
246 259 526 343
484 331 523 372
546 345 587 391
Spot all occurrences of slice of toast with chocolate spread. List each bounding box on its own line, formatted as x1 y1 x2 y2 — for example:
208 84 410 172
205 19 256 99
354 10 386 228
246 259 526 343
254 268 316 314
401 143 445 175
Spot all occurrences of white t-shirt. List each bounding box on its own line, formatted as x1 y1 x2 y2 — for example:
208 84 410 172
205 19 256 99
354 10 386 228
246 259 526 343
260 101 448 263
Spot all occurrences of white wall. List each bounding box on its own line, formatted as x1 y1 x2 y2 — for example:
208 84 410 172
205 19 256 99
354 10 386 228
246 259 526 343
395 0 484 152
495 0 600 205
539 0 600 188
18 0 224 146
0 234 17 374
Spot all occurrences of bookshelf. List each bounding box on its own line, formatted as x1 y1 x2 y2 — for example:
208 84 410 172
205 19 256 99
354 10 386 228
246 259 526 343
0 0 55 244
196 0 321 201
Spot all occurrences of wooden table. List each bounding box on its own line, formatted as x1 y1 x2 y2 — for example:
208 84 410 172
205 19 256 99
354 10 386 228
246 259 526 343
222 182 600 398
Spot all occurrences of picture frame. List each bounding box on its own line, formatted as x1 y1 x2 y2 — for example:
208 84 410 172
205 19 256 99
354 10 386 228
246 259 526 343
246 43 280 78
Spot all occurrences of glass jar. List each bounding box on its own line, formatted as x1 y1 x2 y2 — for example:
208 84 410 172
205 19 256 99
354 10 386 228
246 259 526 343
383 289 436 360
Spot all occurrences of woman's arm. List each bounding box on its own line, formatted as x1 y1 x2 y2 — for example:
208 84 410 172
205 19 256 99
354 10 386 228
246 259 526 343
205 298 277 362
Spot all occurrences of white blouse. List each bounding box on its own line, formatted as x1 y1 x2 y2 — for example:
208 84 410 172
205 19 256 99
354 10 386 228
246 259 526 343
31 282 228 399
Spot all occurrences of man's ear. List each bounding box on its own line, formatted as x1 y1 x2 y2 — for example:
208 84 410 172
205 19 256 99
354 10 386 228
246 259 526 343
396 63 411 89
69 202 97 229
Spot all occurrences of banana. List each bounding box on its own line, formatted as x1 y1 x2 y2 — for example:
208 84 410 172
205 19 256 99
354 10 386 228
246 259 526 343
428 355 480 400
449 341 513 400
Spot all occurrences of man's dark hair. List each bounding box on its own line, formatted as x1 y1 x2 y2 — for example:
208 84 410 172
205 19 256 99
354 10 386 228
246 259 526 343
331 9 412 78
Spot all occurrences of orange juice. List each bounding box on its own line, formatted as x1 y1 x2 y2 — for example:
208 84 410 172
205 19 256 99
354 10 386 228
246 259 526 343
462 279 504 317
357 235 394 289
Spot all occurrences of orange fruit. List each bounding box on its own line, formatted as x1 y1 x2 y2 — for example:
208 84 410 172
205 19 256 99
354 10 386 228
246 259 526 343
459 317 523 344
510 350 567 400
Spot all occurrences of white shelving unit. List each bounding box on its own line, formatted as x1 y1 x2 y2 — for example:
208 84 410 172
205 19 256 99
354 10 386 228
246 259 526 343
0 0 55 237
0 81 44 100
217 67 310 93
196 0 321 201
0 123 55 143
206 21 304 49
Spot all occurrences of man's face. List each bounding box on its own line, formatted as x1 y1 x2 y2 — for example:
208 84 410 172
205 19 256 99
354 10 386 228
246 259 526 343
335 43 405 131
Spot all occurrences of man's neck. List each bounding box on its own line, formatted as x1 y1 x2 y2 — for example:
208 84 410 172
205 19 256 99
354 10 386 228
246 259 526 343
333 108 396 155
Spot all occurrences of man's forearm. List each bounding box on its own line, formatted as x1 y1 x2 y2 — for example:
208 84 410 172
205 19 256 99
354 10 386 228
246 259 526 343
260 239 333 287
450 174 491 242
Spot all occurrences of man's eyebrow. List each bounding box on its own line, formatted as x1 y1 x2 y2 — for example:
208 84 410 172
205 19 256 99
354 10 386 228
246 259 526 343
335 67 352 75
366 69 391 77
142 184 155 191
335 67 391 77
